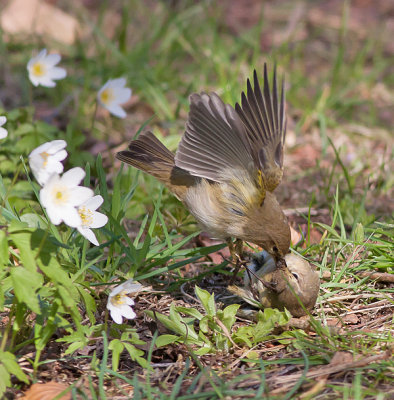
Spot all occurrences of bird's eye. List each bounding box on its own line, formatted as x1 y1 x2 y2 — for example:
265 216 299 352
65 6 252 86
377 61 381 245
292 273 299 281
272 245 279 253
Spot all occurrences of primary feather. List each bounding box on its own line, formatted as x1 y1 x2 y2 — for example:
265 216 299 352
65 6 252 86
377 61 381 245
235 64 286 192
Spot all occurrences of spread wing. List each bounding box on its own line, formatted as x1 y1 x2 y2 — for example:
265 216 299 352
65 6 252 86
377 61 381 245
235 64 286 192
175 92 254 183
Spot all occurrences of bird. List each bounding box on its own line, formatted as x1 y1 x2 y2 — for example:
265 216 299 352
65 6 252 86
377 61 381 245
116 64 291 264
228 251 320 317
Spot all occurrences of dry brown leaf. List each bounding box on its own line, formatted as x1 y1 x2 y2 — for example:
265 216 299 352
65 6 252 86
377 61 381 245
1 0 80 45
22 382 71 400
342 314 359 325
290 226 302 246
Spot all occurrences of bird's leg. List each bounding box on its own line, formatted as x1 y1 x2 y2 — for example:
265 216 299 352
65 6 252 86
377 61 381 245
228 238 246 283
235 238 244 262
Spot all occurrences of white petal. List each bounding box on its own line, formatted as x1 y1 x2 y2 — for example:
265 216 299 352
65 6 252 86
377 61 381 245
105 103 126 118
0 116 7 126
124 297 135 306
0 127 7 139
27 58 35 70
29 156 45 175
61 167 85 186
83 195 104 211
46 159 64 174
109 285 124 297
108 77 126 88
47 140 67 153
27 49 47 70
36 49 47 59
28 73 41 87
119 304 136 320
119 279 143 294
39 174 59 205
51 150 68 163
45 205 63 225
109 308 123 324
47 67 67 80
77 227 99 246
69 186 94 206
90 212 108 228
62 207 82 228
44 53 61 67
34 170 51 186
29 142 51 157
98 80 110 92
112 87 132 104
37 76 56 88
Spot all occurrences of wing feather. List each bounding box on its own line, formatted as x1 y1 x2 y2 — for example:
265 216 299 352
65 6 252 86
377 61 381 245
235 64 287 192
175 92 253 182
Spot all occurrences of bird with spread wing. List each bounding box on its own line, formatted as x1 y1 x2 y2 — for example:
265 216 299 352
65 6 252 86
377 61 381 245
117 64 291 265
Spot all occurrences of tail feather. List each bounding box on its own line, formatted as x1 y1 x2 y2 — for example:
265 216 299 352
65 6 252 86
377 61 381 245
116 131 174 183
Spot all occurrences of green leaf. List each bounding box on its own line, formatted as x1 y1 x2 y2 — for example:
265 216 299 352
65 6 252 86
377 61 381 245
10 267 43 313
194 345 213 356
195 286 216 317
77 286 96 323
9 226 37 272
109 339 124 371
169 304 199 341
64 341 85 355
0 364 10 397
155 334 180 347
175 306 204 320
145 308 200 343
0 230 8 266
353 222 365 243
219 304 240 331
123 343 148 368
20 213 48 229
199 316 209 334
0 350 29 397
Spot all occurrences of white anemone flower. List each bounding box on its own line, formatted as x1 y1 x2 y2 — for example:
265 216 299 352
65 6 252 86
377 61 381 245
27 49 67 88
39 167 93 227
107 279 143 324
77 195 108 246
0 116 8 139
29 140 68 186
97 78 131 118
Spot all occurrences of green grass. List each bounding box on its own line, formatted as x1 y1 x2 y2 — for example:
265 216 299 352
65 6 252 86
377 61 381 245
0 1 393 399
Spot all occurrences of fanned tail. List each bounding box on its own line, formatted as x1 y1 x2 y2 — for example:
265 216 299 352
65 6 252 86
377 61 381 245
116 131 175 183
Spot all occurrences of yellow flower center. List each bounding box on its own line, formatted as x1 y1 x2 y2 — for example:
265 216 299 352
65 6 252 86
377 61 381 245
111 291 127 306
52 186 69 205
100 88 114 105
40 151 49 167
78 206 93 227
32 62 46 77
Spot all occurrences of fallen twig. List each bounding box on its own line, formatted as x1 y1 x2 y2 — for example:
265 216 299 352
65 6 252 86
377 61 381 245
358 271 394 283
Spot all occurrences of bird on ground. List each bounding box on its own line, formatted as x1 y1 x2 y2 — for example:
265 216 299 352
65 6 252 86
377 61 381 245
228 251 320 317
116 64 291 265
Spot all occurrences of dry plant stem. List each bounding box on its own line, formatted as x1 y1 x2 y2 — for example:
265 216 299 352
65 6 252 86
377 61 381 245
214 317 240 349
323 293 390 303
357 271 394 283
228 346 260 370
268 350 391 393
283 207 330 216
299 378 328 399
